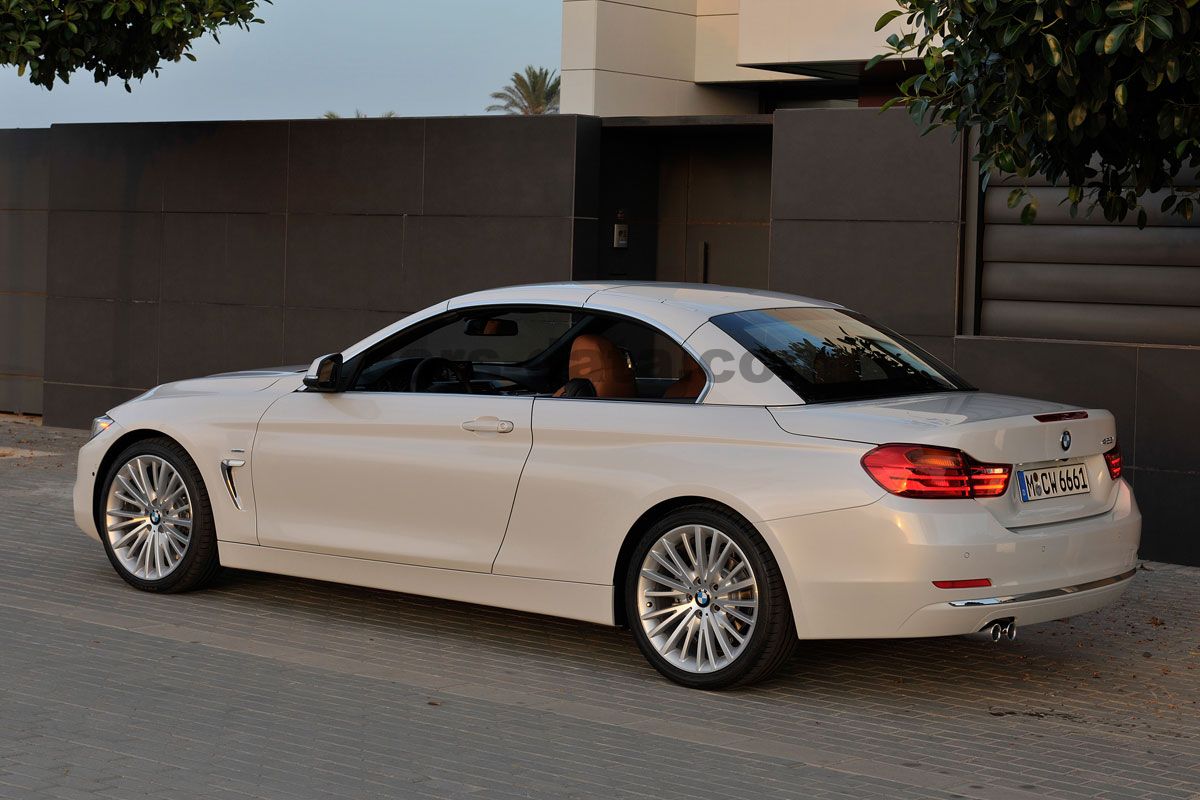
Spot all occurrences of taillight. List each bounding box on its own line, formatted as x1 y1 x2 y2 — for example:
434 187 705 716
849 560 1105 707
1103 442 1122 480
932 578 992 589
861 444 1012 499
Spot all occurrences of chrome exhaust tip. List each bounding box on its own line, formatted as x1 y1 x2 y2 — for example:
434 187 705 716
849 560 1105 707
1003 622 1017 641
989 622 1003 642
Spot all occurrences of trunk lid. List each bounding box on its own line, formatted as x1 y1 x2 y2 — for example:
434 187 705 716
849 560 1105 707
769 391 1121 529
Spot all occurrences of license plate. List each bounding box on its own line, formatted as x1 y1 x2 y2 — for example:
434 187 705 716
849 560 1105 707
1017 463 1090 502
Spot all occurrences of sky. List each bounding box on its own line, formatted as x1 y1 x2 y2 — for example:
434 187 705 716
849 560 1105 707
0 1 563 128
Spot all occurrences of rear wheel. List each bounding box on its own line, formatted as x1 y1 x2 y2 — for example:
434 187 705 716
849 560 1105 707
98 437 220 593
626 504 796 689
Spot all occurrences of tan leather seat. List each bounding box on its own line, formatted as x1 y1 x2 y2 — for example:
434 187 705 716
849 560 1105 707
555 334 636 398
663 355 706 399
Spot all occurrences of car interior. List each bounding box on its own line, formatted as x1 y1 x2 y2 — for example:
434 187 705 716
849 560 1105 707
351 307 706 402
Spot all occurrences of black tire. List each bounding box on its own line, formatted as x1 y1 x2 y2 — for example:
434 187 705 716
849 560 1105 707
626 503 797 690
97 437 220 593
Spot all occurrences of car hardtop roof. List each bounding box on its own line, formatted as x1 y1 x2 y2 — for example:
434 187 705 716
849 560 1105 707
342 281 843 383
448 282 840 334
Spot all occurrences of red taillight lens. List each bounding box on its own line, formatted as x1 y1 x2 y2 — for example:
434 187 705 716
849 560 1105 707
861 444 1011 499
1104 442 1122 480
932 578 992 589
969 461 1011 497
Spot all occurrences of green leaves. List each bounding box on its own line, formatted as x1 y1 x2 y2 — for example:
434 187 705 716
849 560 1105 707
1104 22 1131 53
1038 110 1057 140
875 9 904 31
1042 33 1063 65
1021 201 1039 225
874 0 1200 226
1068 103 1088 130
1148 14 1173 38
1 0 269 90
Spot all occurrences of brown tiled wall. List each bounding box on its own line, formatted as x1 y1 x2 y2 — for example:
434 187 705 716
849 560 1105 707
39 116 601 428
0 130 48 414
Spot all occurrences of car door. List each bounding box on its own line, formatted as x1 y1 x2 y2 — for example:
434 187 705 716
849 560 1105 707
493 313 721 584
252 392 533 572
250 307 574 573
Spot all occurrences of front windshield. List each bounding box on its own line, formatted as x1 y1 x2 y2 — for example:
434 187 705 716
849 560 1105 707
712 307 973 403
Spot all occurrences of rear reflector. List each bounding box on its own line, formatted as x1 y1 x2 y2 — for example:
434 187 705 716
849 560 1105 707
1033 411 1089 422
1104 442 1123 480
861 444 1012 499
933 579 992 589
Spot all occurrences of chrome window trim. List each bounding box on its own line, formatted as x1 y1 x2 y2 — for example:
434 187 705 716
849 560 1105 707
946 569 1137 607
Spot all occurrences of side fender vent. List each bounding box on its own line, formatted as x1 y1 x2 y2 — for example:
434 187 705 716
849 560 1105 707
220 459 247 511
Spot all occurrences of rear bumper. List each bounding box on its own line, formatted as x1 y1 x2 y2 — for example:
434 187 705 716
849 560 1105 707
757 478 1141 639
899 568 1135 637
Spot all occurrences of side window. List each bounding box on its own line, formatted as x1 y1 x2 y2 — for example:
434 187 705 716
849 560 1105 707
348 305 706 401
599 320 687 380
394 309 574 364
554 317 706 402
353 308 577 394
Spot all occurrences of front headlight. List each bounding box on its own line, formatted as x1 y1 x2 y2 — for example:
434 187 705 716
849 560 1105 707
90 415 114 439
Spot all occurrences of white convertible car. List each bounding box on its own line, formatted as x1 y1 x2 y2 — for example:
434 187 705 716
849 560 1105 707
74 282 1140 688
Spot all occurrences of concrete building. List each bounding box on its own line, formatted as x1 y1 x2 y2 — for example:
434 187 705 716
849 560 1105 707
561 0 896 115
0 1 1196 565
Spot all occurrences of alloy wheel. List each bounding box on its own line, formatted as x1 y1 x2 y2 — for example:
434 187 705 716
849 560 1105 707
104 455 193 581
636 524 759 673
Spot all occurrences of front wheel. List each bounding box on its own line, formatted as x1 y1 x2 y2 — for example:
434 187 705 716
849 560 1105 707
626 504 797 689
98 437 220 593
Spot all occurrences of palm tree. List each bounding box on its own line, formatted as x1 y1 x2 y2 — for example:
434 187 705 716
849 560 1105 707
487 66 560 115
321 110 397 119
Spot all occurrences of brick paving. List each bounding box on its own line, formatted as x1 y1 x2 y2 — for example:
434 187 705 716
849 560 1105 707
0 415 1197 800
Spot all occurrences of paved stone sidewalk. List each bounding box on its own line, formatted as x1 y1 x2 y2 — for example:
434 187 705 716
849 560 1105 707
0 416 1197 800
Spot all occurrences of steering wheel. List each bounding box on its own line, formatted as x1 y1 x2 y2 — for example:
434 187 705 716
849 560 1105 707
410 357 474 393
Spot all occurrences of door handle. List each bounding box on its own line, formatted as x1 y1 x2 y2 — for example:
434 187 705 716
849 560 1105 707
462 416 514 434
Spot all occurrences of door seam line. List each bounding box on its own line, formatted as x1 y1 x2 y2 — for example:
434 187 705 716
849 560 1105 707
489 397 537 574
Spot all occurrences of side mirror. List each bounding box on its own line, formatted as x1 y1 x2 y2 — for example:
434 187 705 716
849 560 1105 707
303 353 344 392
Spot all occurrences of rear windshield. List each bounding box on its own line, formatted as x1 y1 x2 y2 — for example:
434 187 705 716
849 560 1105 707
712 307 973 403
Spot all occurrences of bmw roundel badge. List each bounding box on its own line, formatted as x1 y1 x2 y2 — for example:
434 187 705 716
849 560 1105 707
1061 430 1072 451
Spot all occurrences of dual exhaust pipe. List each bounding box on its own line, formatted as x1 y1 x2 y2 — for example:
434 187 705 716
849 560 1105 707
983 620 1017 642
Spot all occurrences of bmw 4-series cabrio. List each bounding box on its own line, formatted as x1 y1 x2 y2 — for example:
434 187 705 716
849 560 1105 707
74 282 1140 688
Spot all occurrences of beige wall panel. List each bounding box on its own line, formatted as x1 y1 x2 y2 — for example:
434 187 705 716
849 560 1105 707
588 0 697 13
675 82 760 114
696 13 801 82
697 0 739 14
560 69 598 115
561 0 599 71
739 0 897 66
594 0 698 81
736 0 792 64
591 71 683 116
590 70 757 115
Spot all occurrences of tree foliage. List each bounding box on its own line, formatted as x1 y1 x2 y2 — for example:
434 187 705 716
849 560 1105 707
873 0 1200 225
1 0 267 91
322 110 398 119
487 65 560 115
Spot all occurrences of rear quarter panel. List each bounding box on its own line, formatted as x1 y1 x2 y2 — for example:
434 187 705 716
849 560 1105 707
492 399 884 584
